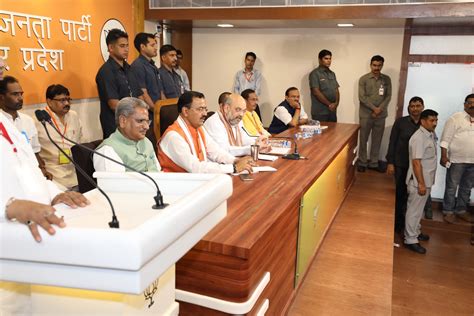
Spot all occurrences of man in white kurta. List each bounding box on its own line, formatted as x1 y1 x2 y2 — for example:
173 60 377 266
158 91 253 174
0 111 89 315
204 93 266 157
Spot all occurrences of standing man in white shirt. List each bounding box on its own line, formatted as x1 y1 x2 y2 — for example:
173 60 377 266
233 52 262 96
158 91 253 174
233 52 262 119
204 93 270 156
0 76 51 180
440 94 474 224
35 84 83 191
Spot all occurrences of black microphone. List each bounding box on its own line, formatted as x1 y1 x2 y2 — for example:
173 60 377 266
282 134 300 160
241 126 258 138
37 110 168 210
35 110 120 228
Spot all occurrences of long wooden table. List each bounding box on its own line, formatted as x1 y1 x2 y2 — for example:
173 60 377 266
176 122 359 315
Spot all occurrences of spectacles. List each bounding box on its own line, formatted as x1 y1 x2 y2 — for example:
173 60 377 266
465 101 474 105
133 118 152 126
53 97 72 103
190 106 208 113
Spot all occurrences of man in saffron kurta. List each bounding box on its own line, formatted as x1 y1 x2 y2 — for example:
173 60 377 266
94 97 160 172
158 91 253 174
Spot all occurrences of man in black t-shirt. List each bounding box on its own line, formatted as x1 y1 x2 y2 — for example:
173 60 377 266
96 28 143 138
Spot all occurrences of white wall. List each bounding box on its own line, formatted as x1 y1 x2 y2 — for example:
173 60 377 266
192 27 404 159
403 35 474 201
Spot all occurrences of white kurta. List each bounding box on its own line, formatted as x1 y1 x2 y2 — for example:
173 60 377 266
159 117 236 174
0 112 61 316
204 113 256 157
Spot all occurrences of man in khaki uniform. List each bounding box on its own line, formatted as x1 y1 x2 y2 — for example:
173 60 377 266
404 109 438 254
358 55 391 172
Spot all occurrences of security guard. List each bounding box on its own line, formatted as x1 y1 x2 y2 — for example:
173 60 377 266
404 109 439 254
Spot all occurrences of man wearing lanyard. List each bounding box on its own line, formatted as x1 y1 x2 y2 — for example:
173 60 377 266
35 84 83 191
0 76 51 179
96 28 144 139
233 52 263 119
233 52 262 96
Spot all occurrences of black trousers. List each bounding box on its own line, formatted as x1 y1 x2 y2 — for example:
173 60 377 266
394 166 409 234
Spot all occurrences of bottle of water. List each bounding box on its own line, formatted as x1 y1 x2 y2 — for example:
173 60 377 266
314 120 321 135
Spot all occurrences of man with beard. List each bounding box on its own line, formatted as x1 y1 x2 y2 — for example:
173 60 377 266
158 91 253 174
94 97 160 173
96 28 143 138
35 84 83 190
440 94 474 224
204 93 270 156
0 76 47 178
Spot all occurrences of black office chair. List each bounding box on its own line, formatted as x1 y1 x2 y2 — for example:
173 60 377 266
205 111 215 122
159 104 179 136
153 98 179 138
71 139 102 193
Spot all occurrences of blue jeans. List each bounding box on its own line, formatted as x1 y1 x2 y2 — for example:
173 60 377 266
443 163 474 214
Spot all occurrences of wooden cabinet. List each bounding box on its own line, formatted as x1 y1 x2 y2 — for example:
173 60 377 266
176 123 359 315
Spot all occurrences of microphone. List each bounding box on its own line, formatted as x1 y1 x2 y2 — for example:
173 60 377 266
35 110 120 228
37 110 168 210
241 126 258 138
282 134 300 160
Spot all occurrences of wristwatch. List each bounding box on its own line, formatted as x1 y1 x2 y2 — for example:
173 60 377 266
5 197 16 221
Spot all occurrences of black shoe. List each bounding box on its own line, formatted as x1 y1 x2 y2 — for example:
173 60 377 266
405 243 426 254
367 165 385 173
357 165 366 172
417 233 430 241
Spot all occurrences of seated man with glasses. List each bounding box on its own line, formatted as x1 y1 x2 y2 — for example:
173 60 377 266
94 97 161 172
35 84 83 190
158 91 253 173
204 92 270 156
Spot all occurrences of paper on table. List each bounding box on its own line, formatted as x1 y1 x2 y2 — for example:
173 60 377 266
299 125 328 130
258 154 278 161
234 166 277 175
268 147 291 155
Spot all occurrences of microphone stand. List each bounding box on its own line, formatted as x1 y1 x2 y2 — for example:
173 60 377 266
42 112 168 210
282 134 301 160
40 121 120 228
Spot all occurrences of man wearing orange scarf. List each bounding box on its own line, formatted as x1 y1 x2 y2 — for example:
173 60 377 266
205 93 270 156
158 91 253 173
